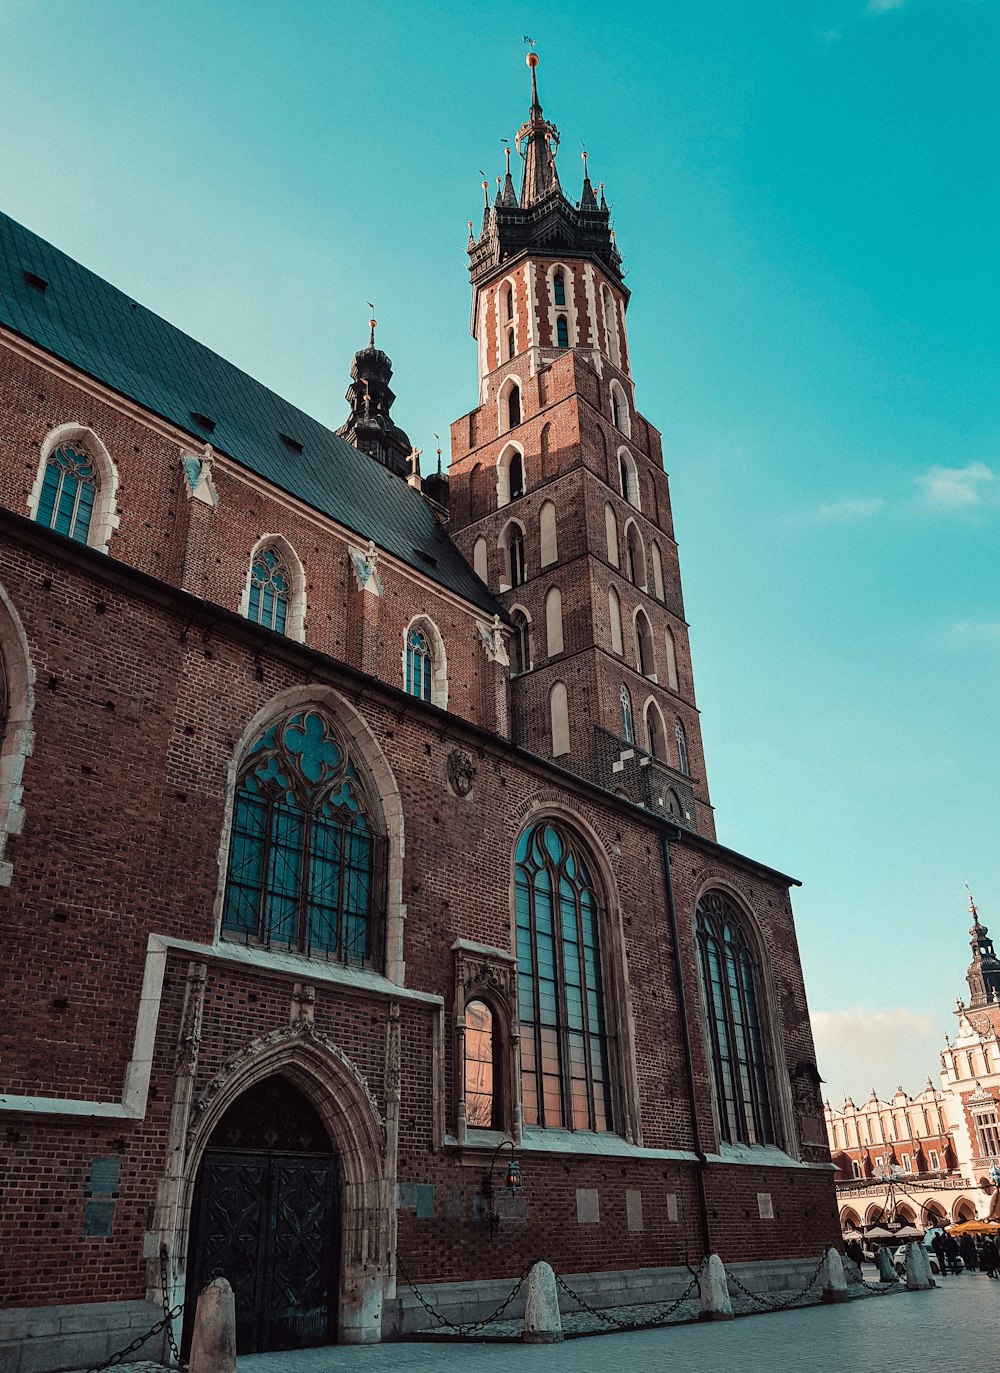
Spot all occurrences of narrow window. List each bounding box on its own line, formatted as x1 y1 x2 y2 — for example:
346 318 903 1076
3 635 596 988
626 524 644 586
510 611 530 674
556 314 569 348
619 452 629 500
509 451 524 499
604 503 620 567
612 392 621 430
36 445 97 544
507 327 516 360
539 500 558 566
508 386 521 430
545 586 564 657
608 587 623 656
664 629 679 689
549 682 570 756
515 822 611 1131
635 612 654 678
465 999 499 1129
696 890 776 1147
473 537 488 582
247 547 290 634
646 705 664 761
651 541 665 601
505 285 514 320
620 685 634 744
553 271 566 307
508 527 526 588
675 719 690 775
406 628 433 702
222 708 383 965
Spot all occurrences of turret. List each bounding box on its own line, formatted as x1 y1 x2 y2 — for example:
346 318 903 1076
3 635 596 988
336 316 412 477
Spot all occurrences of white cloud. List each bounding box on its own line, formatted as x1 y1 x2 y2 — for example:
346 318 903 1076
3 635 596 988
812 496 886 523
867 0 909 12
812 1006 940 1105
951 619 1000 642
915 461 995 510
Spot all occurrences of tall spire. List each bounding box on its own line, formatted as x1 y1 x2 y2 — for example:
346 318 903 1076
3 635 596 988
516 52 561 206
580 147 598 210
964 883 1000 1009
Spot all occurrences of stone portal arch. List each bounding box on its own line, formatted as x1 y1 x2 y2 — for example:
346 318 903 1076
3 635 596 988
175 1023 390 1346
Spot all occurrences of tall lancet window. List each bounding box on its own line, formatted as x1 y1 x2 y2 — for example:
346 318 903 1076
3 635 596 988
675 719 690 775
222 708 383 966
553 271 566 307
620 685 634 744
248 547 291 634
696 890 776 1147
516 822 611 1132
405 628 433 702
556 315 569 348
36 444 97 544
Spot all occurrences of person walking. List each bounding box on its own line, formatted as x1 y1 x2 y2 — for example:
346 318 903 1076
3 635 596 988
960 1233 978 1271
931 1230 948 1275
981 1236 999 1278
944 1233 962 1274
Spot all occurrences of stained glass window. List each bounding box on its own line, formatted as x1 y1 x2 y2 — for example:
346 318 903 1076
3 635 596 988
696 890 776 1147
247 548 290 634
222 709 382 965
405 628 432 701
465 1000 498 1129
516 823 611 1132
36 445 96 544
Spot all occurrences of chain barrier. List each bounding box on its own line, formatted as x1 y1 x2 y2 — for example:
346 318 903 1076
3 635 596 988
395 1251 536 1336
725 1252 826 1314
553 1260 704 1332
82 1249 185 1373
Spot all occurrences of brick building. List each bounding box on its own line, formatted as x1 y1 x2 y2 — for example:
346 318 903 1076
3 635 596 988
0 55 838 1371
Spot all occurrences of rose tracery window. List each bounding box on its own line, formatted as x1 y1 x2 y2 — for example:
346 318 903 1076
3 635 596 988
36 445 97 544
696 890 776 1147
222 709 383 966
516 822 611 1132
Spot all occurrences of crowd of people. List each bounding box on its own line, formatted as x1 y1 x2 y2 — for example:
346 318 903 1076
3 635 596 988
843 1229 1000 1279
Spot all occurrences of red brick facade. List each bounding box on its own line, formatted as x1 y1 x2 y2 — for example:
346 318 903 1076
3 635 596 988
0 69 837 1370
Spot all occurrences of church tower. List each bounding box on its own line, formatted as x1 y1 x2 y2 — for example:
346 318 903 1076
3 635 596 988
449 54 715 838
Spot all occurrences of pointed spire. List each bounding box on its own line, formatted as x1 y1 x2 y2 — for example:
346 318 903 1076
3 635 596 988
599 181 608 211
498 141 519 207
580 148 598 209
516 51 561 206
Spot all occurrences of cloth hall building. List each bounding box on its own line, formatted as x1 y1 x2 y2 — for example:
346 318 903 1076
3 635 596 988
0 57 838 1371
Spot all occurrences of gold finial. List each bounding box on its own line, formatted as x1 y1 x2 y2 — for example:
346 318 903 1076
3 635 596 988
366 302 376 348
967 880 980 921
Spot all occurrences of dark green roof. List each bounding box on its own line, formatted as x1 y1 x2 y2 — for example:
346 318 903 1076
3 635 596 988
0 210 499 616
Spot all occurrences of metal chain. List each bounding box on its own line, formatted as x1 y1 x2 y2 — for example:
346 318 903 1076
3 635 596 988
725 1253 826 1313
553 1262 703 1331
82 1247 185 1373
395 1252 535 1336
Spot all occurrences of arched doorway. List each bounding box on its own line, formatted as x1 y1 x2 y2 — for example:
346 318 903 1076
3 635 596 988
185 1075 340 1354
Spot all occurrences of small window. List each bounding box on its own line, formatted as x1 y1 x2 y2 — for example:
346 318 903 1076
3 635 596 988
851 1159 863 1179
635 612 655 678
507 327 516 361
675 720 689 775
465 999 499 1129
556 314 569 348
605 504 619 567
646 705 665 761
507 527 526 588
929 1150 940 1170
508 387 522 431
608 587 623 656
510 611 530 674
612 391 621 430
553 272 566 308
248 547 291 634
505 285 514 321
620 685 634 744
36 445 96 544
406 628 433 702
626 524 645 587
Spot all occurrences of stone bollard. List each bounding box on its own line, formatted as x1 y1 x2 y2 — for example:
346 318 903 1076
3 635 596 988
523 1260 563 1344
699 1253 733 1321
821 1247 851 1303
875 1248 898 1284
904 1242 933 1291
188 1277 237 1373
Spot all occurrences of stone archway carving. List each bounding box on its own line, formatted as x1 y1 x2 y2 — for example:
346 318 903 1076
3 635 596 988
171 1021 392 1345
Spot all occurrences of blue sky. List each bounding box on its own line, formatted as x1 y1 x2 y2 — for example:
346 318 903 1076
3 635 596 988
1 0 997 1104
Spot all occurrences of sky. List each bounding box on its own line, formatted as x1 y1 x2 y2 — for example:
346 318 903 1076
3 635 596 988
1 0 997 1107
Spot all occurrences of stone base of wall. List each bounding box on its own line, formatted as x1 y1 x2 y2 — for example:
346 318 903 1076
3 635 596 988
0 1301 167 1373
383 1256 822 1338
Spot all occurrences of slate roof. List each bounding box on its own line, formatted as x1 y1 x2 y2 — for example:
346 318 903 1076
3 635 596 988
0 210 499 615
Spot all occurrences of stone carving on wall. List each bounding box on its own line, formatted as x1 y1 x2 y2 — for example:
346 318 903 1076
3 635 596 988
457 952 516 1002
447 748 476 798
180 444 219 507
476 614 509 666
174 961 208 1075
349 540 384 596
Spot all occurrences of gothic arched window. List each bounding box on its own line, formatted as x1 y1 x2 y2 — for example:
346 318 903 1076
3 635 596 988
696 890 776 1147
248 547 291 634
509 449 524 498
635 611 655 678
556 314 569 348
510 610 530 674
553 271 566 307
36 445 97 544
507 327 516 360
465 999 500 1129
646 703 665 761
675 719 690 775
620 685 634 744
516 822 611 1132
505 285 514 320
222 708 383 966
504 525 526 588
405 627 433 701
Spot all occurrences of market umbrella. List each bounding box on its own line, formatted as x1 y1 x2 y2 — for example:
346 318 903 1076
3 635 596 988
946 1220 1000 1235
891 1225 925 1241
864 1225 896 1241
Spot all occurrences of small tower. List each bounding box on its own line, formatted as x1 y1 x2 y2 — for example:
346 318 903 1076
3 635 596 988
448 54 714 837
965 887 1000 1010
337 316 412 476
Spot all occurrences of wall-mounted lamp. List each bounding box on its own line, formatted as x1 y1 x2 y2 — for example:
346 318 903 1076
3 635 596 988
486 1138 522 1239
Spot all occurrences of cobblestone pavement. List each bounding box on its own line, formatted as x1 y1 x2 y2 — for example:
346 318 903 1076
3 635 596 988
69 1271 1000 1373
